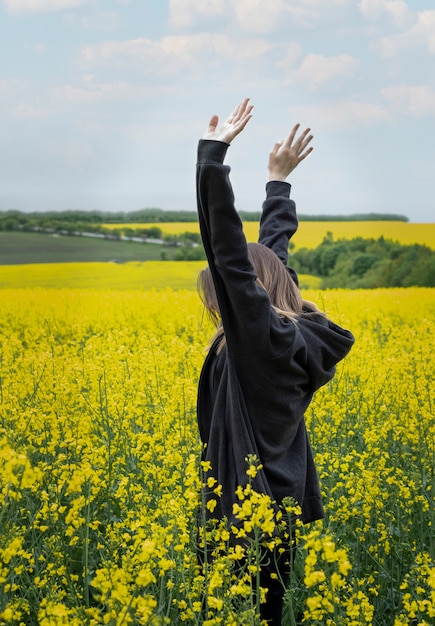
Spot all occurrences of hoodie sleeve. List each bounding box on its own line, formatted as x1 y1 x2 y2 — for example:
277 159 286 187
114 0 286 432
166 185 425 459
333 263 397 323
196 139 279 354
258 181 300 286
297 313 355 391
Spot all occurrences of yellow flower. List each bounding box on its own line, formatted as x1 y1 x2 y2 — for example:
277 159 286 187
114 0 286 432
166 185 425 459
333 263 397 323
201 461 212 472
305 570 326 587
246 464 258 478
207 499 217 512
136 569 156 587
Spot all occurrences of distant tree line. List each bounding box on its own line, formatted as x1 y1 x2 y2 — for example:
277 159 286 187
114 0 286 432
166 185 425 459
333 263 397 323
0 208 408 228
173 233 435 283
288 212 409 222
290 234 435 288
4 211 432 287
0 214 204 250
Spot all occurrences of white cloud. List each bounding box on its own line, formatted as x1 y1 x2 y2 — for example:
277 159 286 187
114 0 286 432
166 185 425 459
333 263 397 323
359 0 411 28
51 81 155 104
1 76 161 118
80 34 280 74
291 99 388 130
230 0 351 33
291 0 348 5
0 78 26 91
52 84 106 104
382 84 435 116
276 42 303 69
375 10 435 57
169 0 352 33
13 101 49 119
0 78 46 118
233 0 313 33
79 10 121 31
169 0 229 29
297 54 359 89
418 10 435 53
2 0 86 14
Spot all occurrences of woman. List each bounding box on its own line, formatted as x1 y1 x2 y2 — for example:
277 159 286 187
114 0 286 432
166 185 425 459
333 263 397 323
196 98 354 624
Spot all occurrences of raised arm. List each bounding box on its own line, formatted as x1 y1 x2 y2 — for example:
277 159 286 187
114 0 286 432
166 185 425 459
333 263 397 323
197 99 275 353
259 125 314 285
258 182 298 273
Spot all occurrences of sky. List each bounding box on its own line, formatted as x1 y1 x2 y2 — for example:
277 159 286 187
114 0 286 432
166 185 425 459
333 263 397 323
0 0 434 222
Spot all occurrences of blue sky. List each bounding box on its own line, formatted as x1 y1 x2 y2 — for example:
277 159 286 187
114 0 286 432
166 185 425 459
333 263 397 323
0 0 434 222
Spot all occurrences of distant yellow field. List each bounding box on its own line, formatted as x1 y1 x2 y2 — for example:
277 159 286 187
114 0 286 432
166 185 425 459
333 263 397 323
103 221 435 250
0 261 321 291
0 261 205 291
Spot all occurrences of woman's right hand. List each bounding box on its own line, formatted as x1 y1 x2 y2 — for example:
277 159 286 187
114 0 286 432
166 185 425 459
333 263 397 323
268 124 314 181
202 98 253 144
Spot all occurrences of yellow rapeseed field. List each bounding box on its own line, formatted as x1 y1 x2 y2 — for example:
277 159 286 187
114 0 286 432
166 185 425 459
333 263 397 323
0 261 206 291
103 221 435 250
0 266 434 624
0 262 322 291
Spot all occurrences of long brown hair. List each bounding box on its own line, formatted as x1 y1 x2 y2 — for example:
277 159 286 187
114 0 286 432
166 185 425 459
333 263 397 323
198 242 318 352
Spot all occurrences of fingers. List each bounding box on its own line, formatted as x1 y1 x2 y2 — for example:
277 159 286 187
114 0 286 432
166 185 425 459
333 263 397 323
298 128 313 153
204 99 253 143
297 146 314 163
270 141 283 155
232 111 253 133
228 98 253 124
279 124 313 161
207 115 219 133
233 98 251 117
228 98 253 138
228 99 246 120
285 123 300 148
284 125 312 149
236 106 254 132
204 103 312 154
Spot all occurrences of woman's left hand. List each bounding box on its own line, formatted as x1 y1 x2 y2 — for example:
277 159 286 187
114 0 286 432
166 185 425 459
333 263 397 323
268 124 314 181
202 97 253 144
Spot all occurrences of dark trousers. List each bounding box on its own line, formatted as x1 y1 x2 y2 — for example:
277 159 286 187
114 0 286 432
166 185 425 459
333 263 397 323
257 542 293 626
198 531 295 625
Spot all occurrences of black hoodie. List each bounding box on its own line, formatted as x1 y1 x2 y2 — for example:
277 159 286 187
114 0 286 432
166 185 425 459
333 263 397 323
196 139 354 527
